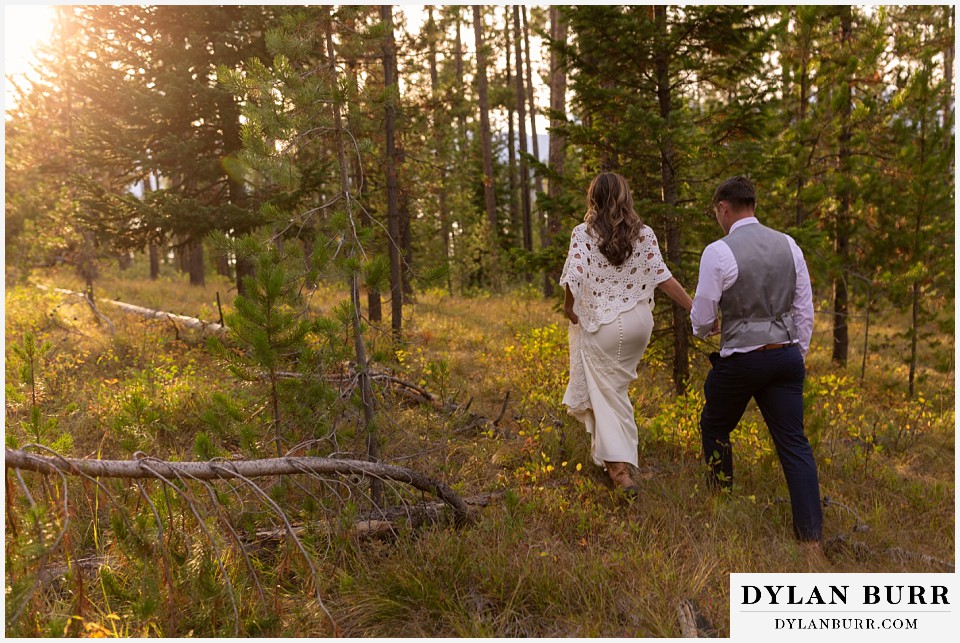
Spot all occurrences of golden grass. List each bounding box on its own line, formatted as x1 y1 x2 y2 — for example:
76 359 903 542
4 269 954 637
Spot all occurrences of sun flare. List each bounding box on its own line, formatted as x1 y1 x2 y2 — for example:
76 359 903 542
3 5 56 107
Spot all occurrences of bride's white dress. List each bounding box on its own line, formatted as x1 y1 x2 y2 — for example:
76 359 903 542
559 223 671 467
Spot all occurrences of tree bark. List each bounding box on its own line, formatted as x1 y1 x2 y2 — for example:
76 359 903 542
187 240 205 287
427 6 454 296
453 6 469 295
5 448 467 523
382 4 403 342
514 5 532 260
795 13 810 227
654 6 688 394
831 6 851 367
454 7 467 151
544 6 567 298
149 243 160 280
399 187 414 297
523 6 542 194
236 254 255 297
523 6 548 291
944 5 954 161
215 252 231 278
473 5 498 245
504 6 520 242
144 175 161 280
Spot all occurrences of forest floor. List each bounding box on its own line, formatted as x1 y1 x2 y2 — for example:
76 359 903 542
4 261 955 637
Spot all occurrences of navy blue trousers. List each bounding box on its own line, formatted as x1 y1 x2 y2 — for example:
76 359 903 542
700 344 823 541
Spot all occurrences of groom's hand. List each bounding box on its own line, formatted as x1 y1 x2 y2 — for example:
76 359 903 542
706 318 720 337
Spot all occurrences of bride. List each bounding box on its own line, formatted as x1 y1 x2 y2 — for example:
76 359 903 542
560 172 693 496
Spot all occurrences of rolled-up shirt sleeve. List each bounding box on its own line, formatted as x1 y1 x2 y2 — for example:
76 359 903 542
690 242 729 338
788 237 814 358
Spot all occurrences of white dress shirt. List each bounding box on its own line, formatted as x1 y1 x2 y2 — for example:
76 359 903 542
690 217 813 358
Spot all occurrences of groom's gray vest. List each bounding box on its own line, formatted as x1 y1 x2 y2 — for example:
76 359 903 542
719 222 797 349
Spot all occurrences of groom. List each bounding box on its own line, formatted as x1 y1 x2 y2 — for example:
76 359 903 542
690 176 822 542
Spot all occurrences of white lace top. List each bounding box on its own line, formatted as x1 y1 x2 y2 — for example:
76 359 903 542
559 223 671 332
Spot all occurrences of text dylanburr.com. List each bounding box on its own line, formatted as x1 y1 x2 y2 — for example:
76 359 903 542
730 573 957 640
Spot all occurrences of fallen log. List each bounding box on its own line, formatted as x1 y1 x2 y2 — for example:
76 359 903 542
37 285 226 334
5 448 469 525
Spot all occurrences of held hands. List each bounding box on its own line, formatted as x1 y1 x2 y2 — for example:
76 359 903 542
707 318 721 337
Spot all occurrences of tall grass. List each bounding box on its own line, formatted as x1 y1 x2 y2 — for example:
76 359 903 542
4 264 954 636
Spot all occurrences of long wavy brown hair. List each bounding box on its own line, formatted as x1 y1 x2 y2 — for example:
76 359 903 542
584 172 645 266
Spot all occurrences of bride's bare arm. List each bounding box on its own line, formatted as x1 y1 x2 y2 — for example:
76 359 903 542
564 284 579 324
657 277 693 312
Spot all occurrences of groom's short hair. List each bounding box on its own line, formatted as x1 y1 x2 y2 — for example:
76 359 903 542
713 176 756 211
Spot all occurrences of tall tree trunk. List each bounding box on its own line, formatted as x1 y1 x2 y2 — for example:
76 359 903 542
523 6 547 290
236 254 255 297
795 17 810 227
188 240 205 287
944 5 954 166
215 252 231 278
176 241 187 274
504 7 520 243
363 229 382 322
427 6 453 296
343 14 381 322
454 6 468 295
227 82 255 298
399 187 413 297
326 9 382 506
454 7 467 152
143 177 161 281
513 5 532 262
780 9 792 128
654 6 688 395
149 243 160 280
382 5 403 342
303 234 317 287
523 6 542 194
387 17 411 301
832 6 851 367
544 6 567 298
473 5 498 247
908 57 932 399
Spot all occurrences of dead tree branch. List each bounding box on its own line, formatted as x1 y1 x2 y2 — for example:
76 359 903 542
37 285 226 334
5 448 469 524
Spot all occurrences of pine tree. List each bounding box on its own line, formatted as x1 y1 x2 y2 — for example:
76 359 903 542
866 6 955 395
562 5 774 393
207 242 314 457
44 6 278 291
